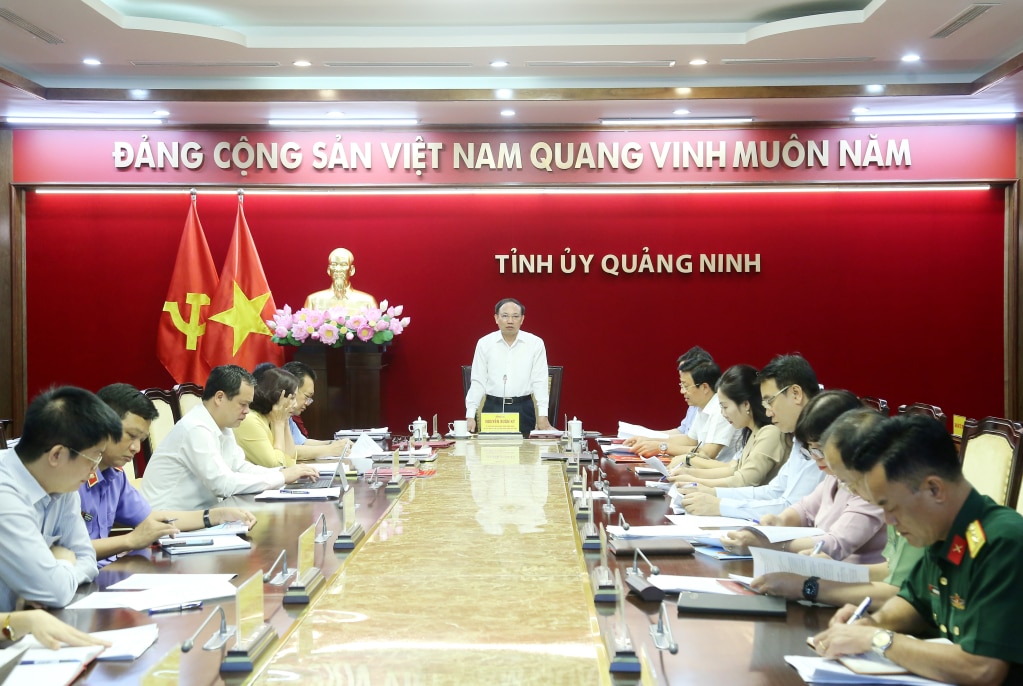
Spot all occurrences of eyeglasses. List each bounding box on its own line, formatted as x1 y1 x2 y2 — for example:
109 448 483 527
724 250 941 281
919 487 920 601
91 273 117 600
679 380 701 392
799 445 826 461
761 384 792 409
498 314 522 321
69 447 103 467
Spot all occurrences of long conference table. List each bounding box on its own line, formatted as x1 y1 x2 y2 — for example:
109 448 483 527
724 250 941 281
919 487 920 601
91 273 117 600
59 438 832 685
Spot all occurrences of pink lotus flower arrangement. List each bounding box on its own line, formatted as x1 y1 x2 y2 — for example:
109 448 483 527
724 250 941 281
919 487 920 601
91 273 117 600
267 300 410 347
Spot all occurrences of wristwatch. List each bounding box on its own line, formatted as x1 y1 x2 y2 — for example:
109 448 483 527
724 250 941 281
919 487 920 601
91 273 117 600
658 442 668 455
802 576 820 602
871 629 895 658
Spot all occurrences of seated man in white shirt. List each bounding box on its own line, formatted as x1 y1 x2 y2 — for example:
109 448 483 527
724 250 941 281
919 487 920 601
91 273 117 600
0 386 121 611
679 353 825 518
640 346 712 439
141 365 319 511
627 356 739 464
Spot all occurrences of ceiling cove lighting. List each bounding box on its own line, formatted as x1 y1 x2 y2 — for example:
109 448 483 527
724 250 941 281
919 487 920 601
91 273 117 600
82 57 101 66
688 58 708 66
34 184 991 197
490 60 509 68
900 53 921 62
853 112 1016 122
268 118 418 127
500 109 515 117
600 117 753 126
5 116 164 125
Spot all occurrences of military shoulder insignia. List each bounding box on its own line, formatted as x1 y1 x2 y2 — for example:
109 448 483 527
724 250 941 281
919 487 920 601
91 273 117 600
966 520 986 558
947 534 966 565
86 472 99 488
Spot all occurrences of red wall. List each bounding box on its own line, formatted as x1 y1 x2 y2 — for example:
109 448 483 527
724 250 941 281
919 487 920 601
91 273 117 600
26 188 1005 433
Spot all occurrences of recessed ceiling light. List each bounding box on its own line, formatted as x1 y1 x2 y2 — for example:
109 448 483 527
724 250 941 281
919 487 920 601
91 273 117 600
500 109 515 117
326 111 344 117
901 53 921 63
130 89 148 98
82 58 101 66
293 60 312 67
490 60 509 68
689 59 707 66
851 107 870 114
865 84 885 94
152 110 170 117
496 88 513 99
673 108 690 115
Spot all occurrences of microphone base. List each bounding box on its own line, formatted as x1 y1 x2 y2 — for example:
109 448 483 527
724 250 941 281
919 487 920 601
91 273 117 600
649 624 675 652
314 529 333 544
222 622 276 672
200 624 236 652
602 617 641 674
625 572 666 602
333 523 366 551
283 568 325 605
590 565 620 603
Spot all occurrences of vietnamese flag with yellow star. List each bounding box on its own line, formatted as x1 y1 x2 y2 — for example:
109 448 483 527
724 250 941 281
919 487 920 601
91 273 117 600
202 197 284 372
157 196 219 385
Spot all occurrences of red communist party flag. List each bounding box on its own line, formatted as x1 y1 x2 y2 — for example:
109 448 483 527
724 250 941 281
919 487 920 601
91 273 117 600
157 194 219 385
203 194 284 371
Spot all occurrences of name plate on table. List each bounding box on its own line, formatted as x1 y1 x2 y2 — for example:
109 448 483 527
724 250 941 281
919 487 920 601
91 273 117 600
480 412 519 434
285 524 325 605
223 572 277 672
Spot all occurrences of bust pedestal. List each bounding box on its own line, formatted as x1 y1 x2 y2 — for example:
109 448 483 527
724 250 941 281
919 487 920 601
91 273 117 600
291 342 386 437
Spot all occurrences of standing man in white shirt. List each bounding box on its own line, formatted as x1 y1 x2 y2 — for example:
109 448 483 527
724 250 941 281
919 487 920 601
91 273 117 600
465 298 553 436
142 365 319 510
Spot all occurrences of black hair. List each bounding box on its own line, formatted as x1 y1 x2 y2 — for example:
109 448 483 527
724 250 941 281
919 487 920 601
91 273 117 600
680 357 721 389
847 414 962 487
716 365 771 440
676 346 712 370
15 386 123 464
758 354 820 400
494 298 524 316
202 365 256 401
819 407 886 465
282 360 316 383
793 389 862 448
250 367 299 415
96 383 159 422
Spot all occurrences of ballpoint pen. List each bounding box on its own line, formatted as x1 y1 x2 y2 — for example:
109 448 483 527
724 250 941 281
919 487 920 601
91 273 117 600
280 489 310 494
847 596 872 624
810 540 825 556
149 601 203 615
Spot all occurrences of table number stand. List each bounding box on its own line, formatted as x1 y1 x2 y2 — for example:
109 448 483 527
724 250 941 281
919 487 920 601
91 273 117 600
334 481 365 551
222 572 277 672
604 568 641 673
284 524 325 605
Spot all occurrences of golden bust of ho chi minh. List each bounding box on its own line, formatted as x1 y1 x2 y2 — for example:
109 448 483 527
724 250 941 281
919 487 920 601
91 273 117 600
303 248 378 311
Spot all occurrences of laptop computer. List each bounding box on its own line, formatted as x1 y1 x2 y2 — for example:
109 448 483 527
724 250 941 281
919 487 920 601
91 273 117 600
287 444 350 489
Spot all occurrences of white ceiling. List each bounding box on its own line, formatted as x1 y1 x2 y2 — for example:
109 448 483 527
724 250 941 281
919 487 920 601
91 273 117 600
0 0 1022 126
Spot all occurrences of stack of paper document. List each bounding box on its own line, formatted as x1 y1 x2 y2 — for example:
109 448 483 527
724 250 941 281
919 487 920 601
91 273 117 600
158 533 251 554
528 428 563 438
6 644 104 686
752 547 870 583
67 574 238 612
784 655 951 684
617 421 669 440
741 524 826 542
15 625 159 663
648 575 748 595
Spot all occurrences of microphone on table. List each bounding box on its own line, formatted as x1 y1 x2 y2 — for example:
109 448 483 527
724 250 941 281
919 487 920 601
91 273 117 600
625 547 665 602
181 605 233 652
264 548 294 586
502 375 508 409
618 513 630 531
651 601 679 654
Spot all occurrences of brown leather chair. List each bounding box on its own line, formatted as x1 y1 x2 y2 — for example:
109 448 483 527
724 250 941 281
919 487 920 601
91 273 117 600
958 417 1023 508
138 388 179 478
859 396 890 415
173 382 204 421
461 365 563 428
896 402 947 425
0 419 11 450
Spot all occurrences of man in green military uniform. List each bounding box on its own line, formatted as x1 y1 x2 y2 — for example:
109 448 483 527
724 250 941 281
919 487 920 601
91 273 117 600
811 414 1023 685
